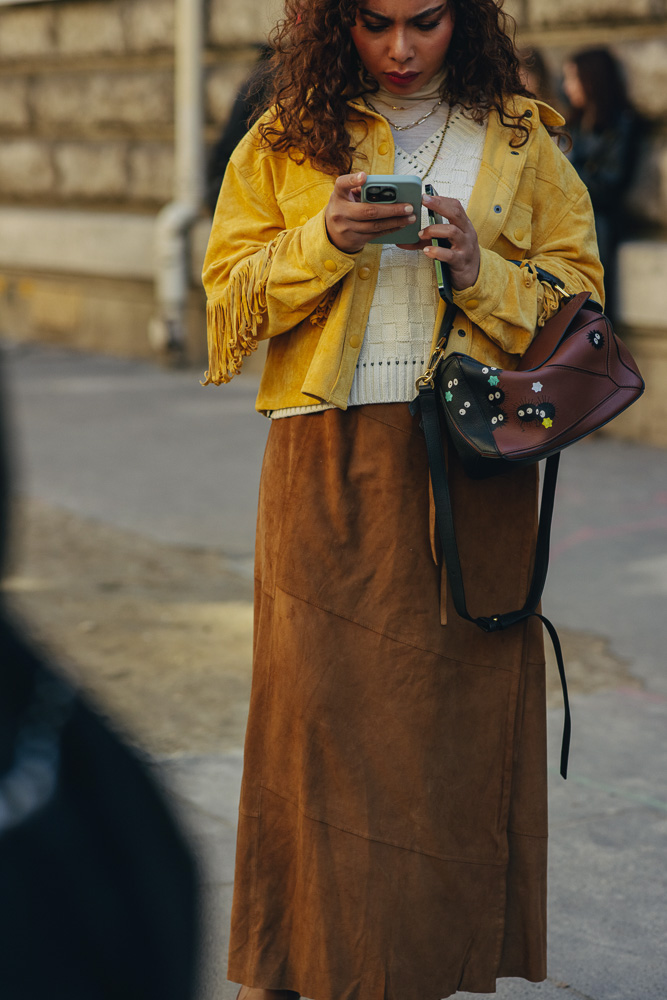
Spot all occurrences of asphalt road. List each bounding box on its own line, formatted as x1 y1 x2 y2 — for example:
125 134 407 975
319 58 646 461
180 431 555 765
2 339 667 1000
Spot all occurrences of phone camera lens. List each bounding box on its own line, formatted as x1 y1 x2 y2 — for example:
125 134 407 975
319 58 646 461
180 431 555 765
366 184 397 203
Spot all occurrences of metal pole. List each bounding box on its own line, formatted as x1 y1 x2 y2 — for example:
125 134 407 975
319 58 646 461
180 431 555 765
150 0 204 358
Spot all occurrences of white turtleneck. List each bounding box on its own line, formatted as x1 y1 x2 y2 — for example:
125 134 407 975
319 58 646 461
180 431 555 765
270 75 488 419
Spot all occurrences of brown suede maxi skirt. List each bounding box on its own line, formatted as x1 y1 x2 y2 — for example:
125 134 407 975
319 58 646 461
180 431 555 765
228 402 548 1000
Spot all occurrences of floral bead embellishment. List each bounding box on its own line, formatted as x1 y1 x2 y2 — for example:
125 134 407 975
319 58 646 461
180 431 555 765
532 381 543 393
542 417 553 428
445 391 453 402
488 375 500 386
588 330 605 350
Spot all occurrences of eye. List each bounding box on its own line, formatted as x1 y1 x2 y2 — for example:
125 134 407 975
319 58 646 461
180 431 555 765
362 20 388 32
415 20 441 31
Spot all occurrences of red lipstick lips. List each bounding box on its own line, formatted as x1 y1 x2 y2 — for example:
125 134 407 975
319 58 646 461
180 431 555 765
385 71 420 87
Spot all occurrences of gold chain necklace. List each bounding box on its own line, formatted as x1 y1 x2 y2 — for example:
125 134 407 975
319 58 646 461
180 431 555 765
418 103 454 181
364 95 442 132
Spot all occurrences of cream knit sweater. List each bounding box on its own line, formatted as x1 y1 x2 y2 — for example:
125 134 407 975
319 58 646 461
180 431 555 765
270 95 487 419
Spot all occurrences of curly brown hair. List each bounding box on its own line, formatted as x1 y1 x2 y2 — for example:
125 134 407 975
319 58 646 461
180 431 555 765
259 0 553 175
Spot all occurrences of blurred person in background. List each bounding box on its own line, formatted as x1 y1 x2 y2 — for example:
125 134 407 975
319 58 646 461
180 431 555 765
0 371 200 998
206 44 273 212
562 48 641 320
518 46 562 113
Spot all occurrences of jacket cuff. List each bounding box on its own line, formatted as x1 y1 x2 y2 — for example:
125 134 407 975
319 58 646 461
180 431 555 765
301 209 357 285
452 248 507 323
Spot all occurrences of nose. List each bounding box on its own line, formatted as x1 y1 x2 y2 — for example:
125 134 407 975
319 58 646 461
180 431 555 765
387 27 414 64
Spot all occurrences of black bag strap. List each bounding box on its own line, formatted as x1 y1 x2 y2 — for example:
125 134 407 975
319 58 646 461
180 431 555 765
414 259 572 778
418 384 571 778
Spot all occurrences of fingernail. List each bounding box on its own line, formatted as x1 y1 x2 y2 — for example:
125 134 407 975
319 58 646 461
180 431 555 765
408 215 416 223
423 246 432 254
418 230 424 239
357 172 364 181
404 204 413 214
423 194 433 205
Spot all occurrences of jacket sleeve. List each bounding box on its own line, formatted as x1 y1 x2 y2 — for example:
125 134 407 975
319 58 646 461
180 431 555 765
452 134 605 359
201 144 355 386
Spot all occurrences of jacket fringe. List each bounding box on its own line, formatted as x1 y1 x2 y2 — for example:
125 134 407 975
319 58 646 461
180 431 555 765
311 287 338 329
201 235 285 387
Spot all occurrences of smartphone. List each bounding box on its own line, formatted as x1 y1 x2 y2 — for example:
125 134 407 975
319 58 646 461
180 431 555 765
424 183 452 302
361 174 422 245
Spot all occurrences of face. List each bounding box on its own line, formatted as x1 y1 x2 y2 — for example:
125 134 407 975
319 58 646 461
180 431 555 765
562 61 586 109
350 0 456 96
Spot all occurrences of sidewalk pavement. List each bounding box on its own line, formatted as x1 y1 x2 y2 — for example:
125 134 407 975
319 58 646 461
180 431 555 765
3 340 667 1000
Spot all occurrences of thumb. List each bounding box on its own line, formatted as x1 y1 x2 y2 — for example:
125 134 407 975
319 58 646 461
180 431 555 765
336 171 366 197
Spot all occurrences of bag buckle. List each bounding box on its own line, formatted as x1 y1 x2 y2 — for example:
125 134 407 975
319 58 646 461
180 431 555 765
415 337 447 391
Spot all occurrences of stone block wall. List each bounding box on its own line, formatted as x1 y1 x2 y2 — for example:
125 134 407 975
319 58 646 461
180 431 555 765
0 0 176 210
0 0 282 212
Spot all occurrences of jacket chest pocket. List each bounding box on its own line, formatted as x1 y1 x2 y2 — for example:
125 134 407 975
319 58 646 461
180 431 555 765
278 182 333 231
497 201 533 258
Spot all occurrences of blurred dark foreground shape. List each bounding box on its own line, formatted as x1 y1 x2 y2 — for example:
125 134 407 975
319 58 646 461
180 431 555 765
0 370 201 1000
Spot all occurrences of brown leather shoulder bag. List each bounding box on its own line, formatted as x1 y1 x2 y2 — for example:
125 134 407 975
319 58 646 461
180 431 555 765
412 263 645 778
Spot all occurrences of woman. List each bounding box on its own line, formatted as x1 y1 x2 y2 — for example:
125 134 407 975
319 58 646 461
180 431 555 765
517 46 562 114
202 2 603 999
562 48 640 319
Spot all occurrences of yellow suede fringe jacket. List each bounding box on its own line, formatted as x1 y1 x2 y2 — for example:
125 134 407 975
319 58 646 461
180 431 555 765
202 96 604 414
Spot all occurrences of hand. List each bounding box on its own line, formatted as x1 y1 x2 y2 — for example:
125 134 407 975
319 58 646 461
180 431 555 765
324 172 417 254
405 194 481 291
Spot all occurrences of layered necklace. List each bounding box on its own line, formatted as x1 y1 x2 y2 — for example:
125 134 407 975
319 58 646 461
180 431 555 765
364 94 443 132
361 70 452 179
363 87 454 180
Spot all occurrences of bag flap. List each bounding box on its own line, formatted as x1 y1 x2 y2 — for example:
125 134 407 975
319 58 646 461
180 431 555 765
516 291 591 372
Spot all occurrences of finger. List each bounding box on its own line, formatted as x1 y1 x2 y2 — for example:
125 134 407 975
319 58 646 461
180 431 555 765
351 214 418 237
422 194 470 228
423 244 456 263
418 223 465 244
334 171 368 203
352 201 416 222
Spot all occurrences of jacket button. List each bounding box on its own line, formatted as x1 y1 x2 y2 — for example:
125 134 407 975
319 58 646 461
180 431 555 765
324 259 337 273
467 298 479 309
514 229 525 241
378 141 390 155
358 266 371 279
299 214 308 226
349 334 361 349
458 328 466 337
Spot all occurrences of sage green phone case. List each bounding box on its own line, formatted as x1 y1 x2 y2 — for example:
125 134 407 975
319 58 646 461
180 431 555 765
360 174 422 245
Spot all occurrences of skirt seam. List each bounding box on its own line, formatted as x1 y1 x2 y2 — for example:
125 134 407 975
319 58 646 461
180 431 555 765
273 583 518 673
259 782 507 868
352 405 423 436
506 829 548 840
